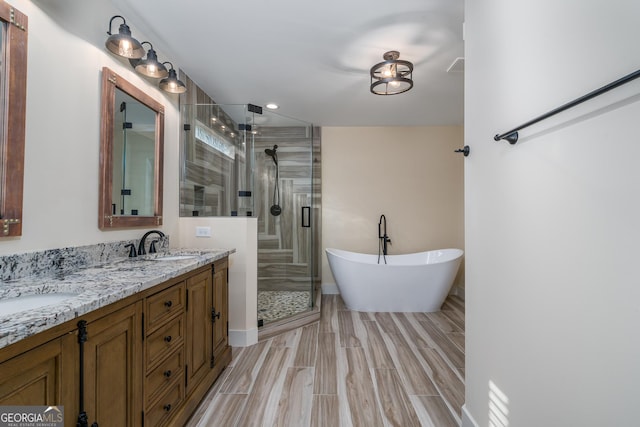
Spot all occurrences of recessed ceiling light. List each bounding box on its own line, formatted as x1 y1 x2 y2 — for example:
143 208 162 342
265 103 279 110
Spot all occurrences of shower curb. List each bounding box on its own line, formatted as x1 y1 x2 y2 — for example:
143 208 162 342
258 288 321 341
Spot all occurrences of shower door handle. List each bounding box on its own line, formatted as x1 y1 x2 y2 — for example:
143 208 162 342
301 206 311 228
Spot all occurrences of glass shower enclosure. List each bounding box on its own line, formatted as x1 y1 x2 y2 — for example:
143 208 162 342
180 104 316 325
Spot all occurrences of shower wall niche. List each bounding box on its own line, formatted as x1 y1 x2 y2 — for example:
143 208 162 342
180 97 321 325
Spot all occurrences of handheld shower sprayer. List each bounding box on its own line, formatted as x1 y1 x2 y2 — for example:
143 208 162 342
265 145 281 215
264 145 278 165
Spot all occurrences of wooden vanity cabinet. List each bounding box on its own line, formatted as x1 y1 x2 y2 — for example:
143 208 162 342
0 257 230 427
172 258 231 426
144 258 230 426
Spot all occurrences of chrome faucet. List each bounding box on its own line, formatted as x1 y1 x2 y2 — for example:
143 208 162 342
138 229 165 255
378 214 391 264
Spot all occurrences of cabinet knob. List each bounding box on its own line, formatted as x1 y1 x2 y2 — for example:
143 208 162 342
163 370 172 378
164 300 173 308
163 404 172 412
164 335 172 343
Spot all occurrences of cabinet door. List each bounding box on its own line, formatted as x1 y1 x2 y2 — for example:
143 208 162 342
185 268 213 394
212 258 229 360
0 334 77 427
83 302 142 427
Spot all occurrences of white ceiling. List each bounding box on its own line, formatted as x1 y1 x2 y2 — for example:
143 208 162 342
54 0 465 127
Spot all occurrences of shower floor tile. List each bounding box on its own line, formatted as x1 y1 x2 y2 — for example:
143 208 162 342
258 290 311 324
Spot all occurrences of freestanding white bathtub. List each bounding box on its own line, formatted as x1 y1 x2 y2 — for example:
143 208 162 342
325 248 463 312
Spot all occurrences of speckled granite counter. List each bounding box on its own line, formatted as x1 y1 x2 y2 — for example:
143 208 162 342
0 248 234 350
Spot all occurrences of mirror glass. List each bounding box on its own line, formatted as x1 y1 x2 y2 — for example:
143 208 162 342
112 89 156 216
99 67 164 229
0 3 27 237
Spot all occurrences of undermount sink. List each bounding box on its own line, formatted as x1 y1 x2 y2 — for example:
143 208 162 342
0 292 79 316
153 255 198 261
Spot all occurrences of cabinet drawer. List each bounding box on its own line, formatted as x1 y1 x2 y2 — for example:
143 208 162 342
146 282 185 332
145 379 184 427
146 315 184 369
145 349 183 405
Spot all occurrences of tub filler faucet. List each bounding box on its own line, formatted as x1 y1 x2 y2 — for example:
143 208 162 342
378 214 391 264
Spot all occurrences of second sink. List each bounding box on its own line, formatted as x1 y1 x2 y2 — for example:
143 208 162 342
153 255 198 261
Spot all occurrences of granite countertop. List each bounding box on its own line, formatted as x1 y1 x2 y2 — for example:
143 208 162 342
0 248 235 350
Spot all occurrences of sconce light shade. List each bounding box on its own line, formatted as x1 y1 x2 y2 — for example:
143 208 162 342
159 63 187 94
370 50 414 95
105 15 145 59
131 42 168 78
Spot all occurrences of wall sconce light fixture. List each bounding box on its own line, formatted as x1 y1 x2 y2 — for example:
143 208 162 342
370 50 414 95
159 62 187 94
130 42 168 78
104 16 186 95
105 15 145 59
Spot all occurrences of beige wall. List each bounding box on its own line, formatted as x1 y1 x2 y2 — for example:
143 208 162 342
321 126 465 294
0 0 182 255
178 217 258 347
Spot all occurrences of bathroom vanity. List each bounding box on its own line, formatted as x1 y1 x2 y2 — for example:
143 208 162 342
0 248 233 427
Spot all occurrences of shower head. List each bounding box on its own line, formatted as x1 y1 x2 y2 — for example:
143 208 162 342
265 145 278 165
264 144 278 157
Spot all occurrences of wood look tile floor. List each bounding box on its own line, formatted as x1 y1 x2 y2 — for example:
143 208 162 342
186 294 465 427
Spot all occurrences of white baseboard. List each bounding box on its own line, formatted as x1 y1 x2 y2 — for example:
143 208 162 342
321 282 339 294
229 327 258 347
461 404 479 427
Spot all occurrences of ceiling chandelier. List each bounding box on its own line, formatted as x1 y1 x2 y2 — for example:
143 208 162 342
370 50 414 95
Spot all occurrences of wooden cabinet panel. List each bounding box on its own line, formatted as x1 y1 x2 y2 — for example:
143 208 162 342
83 302 142 427
0 339 60 405
0 334 76 427
213 258 229 361
146 281 185 333
145 349 183 405
185 268 213 394
145 378 184 427
146 315 184 370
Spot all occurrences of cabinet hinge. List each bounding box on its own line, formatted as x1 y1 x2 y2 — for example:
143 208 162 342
186 289 189 311
211 263 215 274
141 411 144 426
141 313 145 341
210 355 215 368
227 321 229 336
185 365 188 389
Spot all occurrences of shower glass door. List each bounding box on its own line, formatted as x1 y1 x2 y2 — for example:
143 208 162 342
179 104 316 325
254 109 315 325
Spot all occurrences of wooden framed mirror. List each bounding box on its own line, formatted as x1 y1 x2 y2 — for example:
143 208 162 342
99 67 164 229
0 2 27 237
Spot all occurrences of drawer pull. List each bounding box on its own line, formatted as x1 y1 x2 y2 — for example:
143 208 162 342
163 370 172 378
163 404 172 412
164 300 173 308
164 335 172 343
